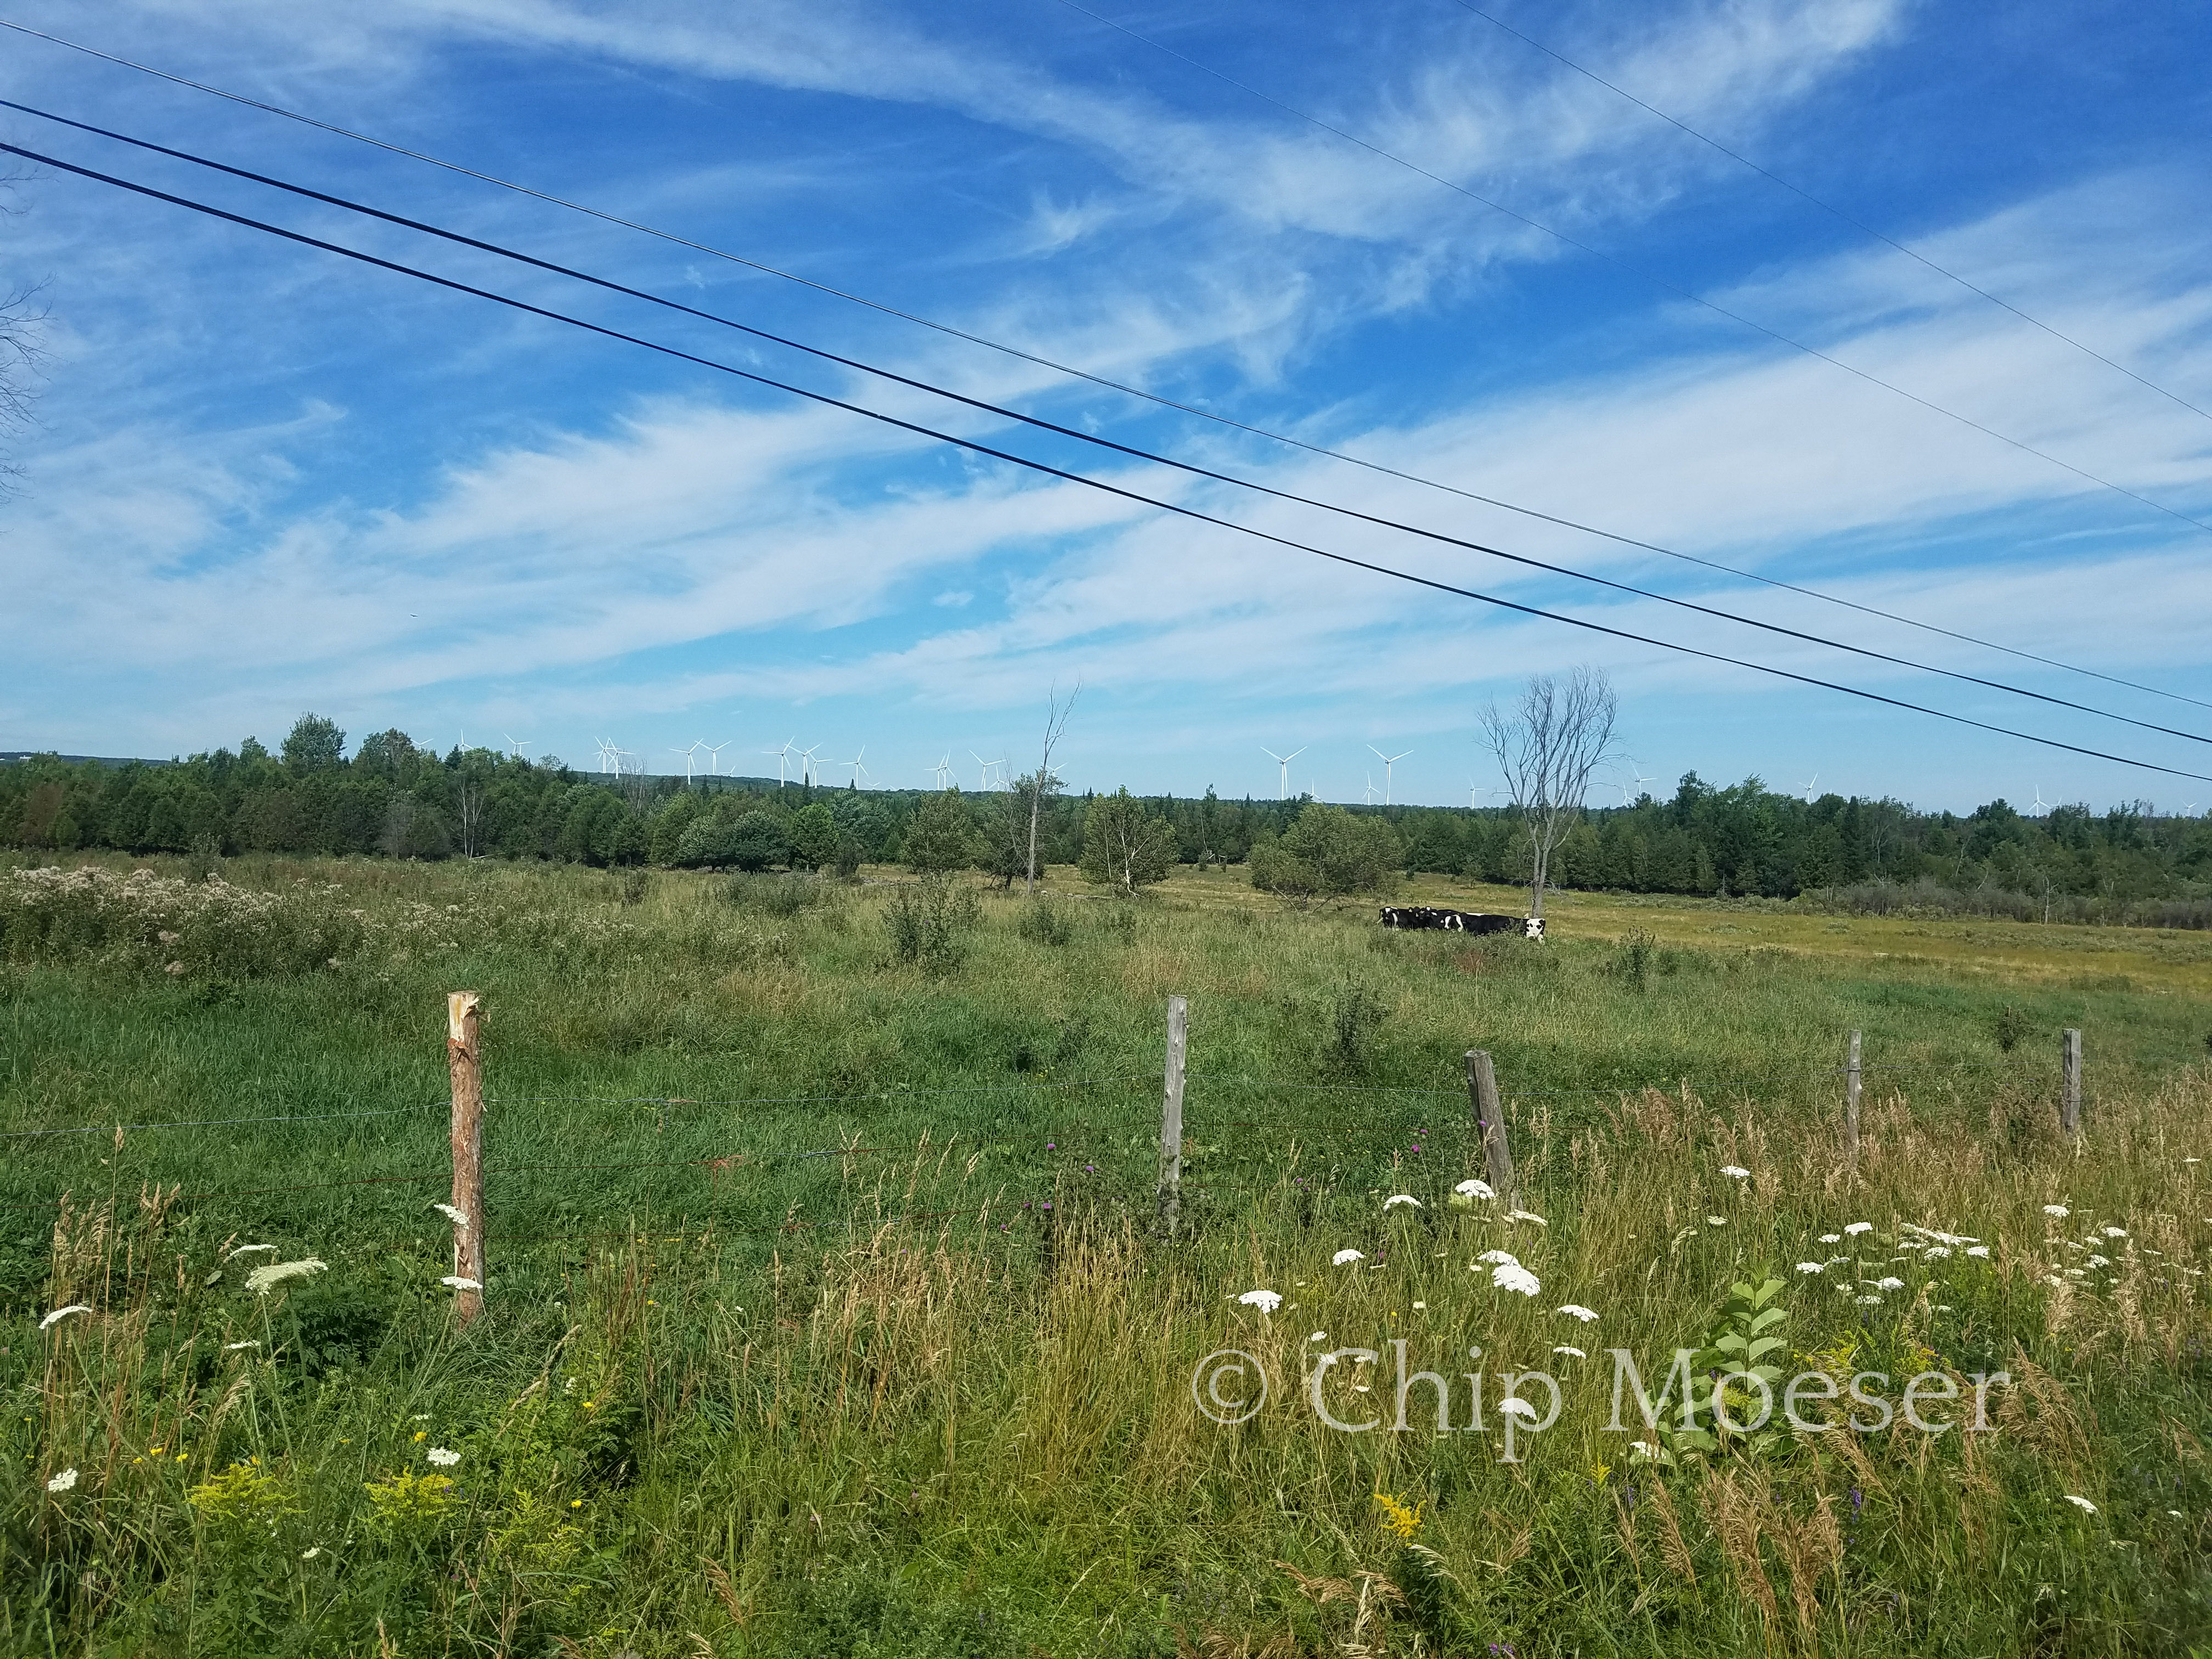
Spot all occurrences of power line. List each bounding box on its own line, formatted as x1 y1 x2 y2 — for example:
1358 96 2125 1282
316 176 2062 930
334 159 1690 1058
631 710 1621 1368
8 103 2205 753
1048 0 2212 542
1444 0 2212 430
9 138 2209 786
1 22 2202 715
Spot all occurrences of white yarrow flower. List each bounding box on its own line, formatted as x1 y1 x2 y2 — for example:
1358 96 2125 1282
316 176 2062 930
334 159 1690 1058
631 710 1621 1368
1238 1289 1283 1314
224 1339 259 1351
431 1203 469 1229
1874 1276 1905 1291
1706 1216 1726 1227
1553 1345 1586 1358
1331 1249 1365 1266
1491 1262 1542 1297
1855 1294 1883 1305
1719 1165 1750 1179
426 1447 461 1468
1453 1178 1495 1200
1556 1304 1598 1322
38 1305 92 1331
1506 1209 1548 1227
2063 1495 2097 1514
1498 1395 1539 1419
1475 1249 1520 1266
2042 1204 2069 1218
1923 1246 1953 1260
440 1276 484 1291
1383 1194 1422 1211
2103 1226 2127 1239
2086 1255 2109 1268
46 1468 78 1493
1796 1262 1826 1274
245 1258 328 1295
1966 1245 1990 1259
1308 1331 1328 1344
1844 1222 1874 1236
229 1244 276 1256
1818 1233 1841 1244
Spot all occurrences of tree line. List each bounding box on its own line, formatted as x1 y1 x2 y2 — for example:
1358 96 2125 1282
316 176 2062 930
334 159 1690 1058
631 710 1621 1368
2 716 2207 924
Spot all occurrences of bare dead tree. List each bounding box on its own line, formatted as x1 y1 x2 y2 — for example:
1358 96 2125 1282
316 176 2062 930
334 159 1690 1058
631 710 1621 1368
1024 682 1080 897
1480 666 1620 923
0 166 48 500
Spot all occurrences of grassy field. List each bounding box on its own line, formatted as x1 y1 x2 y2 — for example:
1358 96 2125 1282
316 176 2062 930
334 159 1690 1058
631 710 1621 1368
2 851 2209 1657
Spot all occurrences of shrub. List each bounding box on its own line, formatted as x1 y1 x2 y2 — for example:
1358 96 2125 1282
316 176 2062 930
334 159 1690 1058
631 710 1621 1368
725 872 824 917
1251 805 1402 901
1077 788 1177 894
885 875 979 971
0 865 365 978
1615 930 1656 991
676 810 789 871
1324 979 1386 1070
1016 899 1074 946
904 789 977 874
1994 1003 2030 1052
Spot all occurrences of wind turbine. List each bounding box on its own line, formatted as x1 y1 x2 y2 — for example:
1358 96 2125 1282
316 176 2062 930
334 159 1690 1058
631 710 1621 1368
931 752 952 790
503 732 531 760
1467 779 1498 809
668 742 699 783
799 744 824 787
1261 746 1305 802
1367 746 1410 806
2030 785 2050 815
763 737 795 786
698 740 730 776
1798 773 1820 803
969 750 1004 791
1362 772 1382 805
848 747 870 788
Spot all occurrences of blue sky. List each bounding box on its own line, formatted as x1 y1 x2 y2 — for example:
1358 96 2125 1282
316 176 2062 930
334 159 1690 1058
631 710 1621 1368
2 0 2209 811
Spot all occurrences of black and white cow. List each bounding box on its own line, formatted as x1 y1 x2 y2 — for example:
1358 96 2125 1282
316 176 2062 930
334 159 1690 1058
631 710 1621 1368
1379 906 1544 938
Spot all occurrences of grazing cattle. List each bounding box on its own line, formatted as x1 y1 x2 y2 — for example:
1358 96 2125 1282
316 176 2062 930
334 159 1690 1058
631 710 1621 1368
1378 906 1541 937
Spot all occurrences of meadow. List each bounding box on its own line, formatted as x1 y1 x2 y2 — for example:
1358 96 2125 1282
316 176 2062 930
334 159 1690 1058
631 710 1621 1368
2 851 2209 1657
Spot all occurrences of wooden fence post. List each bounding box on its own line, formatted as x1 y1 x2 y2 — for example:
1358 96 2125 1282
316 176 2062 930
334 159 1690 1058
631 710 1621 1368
1465 1049 1517 1208
1844 1029 1862 1164
2061 1028 2083 1140
1156 995 1188 1238
447 991 486 1328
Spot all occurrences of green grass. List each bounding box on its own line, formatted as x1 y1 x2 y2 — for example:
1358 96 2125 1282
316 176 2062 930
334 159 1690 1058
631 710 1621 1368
3 852 2209 1656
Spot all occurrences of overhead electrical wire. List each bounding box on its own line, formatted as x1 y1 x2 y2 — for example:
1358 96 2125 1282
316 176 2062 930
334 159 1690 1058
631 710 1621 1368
5 100 2207 754
7 137 2209 787
1 21 2204 717
1444 0 2212 429
1048 0 2212 542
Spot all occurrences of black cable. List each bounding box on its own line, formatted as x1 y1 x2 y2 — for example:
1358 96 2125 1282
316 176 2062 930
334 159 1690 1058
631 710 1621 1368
8 99 2207 752
11 136 2210 785
1049 0 2212 542
1444 0 2212 430
5 20 2204 715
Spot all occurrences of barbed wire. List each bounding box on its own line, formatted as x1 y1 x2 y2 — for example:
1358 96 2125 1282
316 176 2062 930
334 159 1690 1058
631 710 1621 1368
0 1101 447 1139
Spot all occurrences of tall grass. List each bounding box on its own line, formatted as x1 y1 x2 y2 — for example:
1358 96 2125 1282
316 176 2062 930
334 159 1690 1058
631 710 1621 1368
2 854 2207 1654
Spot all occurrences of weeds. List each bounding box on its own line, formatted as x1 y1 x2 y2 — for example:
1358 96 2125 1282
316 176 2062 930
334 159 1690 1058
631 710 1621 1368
885 874 979 970
1015 898 1074 946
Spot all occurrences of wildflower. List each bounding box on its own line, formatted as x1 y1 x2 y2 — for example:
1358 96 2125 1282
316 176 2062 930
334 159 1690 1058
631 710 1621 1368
1706 1216 1726 1227
229 1244 276 1256
1874 1277 1905 1291
1383 1195 1422 1211
413 1431 428 1442
1454 1178 1495 1200
1476 1249 1520 1266
148 1446 164 1456
1506 1210 1548 1227
1497 1396 1540 1420
1855 1294 1882 1305
1308 1332 1328 1344
2065 1268 2086 1278
2087 1255 2109 1268
2042 1204 2069 1218
1923 1246 1952 1260
1373 1490 1423 1540
38 1305 92 1331
2063 1495 2098 1514
1491 1263 1542 1297
426 1447 460 1468
46 1468 78 1493
1796 1261 1825 1274
1966 1245 1990 1259
1331 1249 1365 1266
244 1259 327 1295
1556 1304 1598 1322
1553 1345 1586 1358
431 1204 469 1229
1412 1301 1427 1311
570 1498 583 1509
224 1340 259 1351
1844 1222 1873 1236
439 1276 483 1291
1238 1289 1283 1314
2103 1226 2127 1239
1818 1233 1841 1244
1719 1165 1750 1179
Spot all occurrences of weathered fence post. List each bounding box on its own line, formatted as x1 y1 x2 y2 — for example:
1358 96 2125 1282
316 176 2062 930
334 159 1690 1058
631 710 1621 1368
1844 1029 1862 1164
447 991 486 1328
1465 1049 1517 1208
1156 995 1188 1238
2061 1028 2083 1141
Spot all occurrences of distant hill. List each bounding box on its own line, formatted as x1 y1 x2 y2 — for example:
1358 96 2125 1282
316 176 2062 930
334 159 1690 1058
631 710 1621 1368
0 752 174 769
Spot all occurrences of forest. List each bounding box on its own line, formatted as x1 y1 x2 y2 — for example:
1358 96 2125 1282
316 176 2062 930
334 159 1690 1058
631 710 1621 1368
3 714 2208 924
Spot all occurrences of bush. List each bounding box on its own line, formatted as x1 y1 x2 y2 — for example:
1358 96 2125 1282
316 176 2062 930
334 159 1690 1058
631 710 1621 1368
904 790 977 874
1077 788 1177 894
1251 805 1401 901
1614 930 1656 991
1016 899 1074 946
676 810 789 870
0 865 365 978
725 872 824 917
1994 1003 2030 1052
1324 978 1386 1070
885 875 979 970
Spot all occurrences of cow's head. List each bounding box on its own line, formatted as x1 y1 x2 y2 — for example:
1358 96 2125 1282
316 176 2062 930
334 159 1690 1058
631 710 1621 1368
1524 916 1546 939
